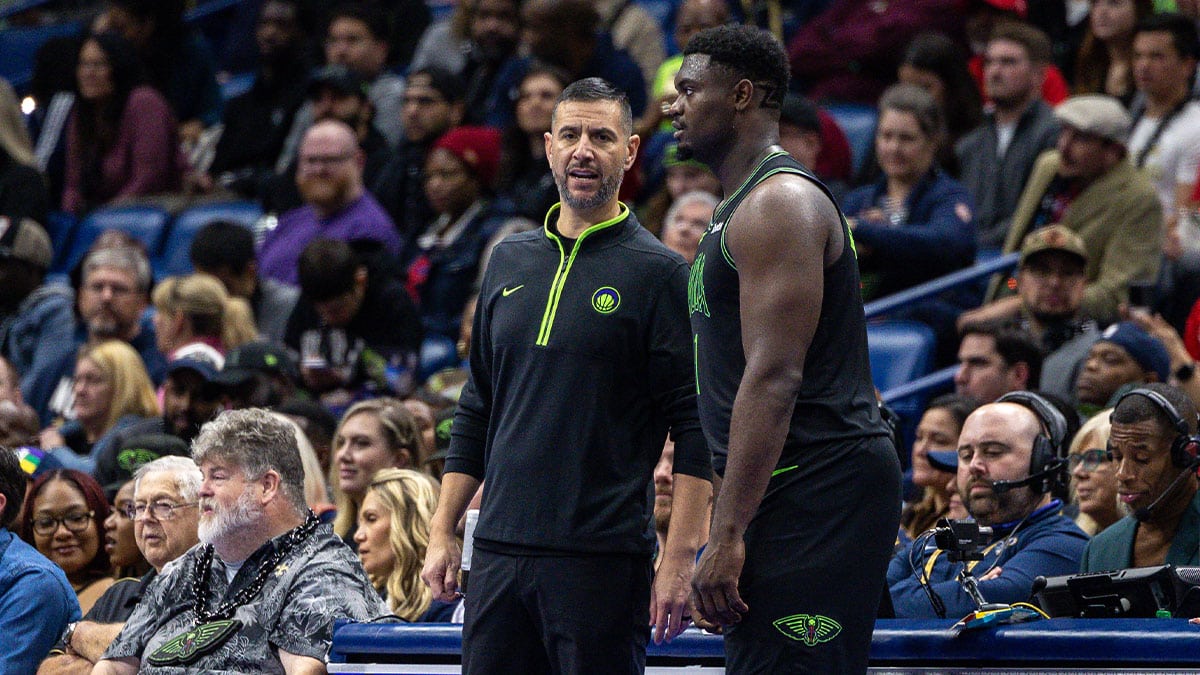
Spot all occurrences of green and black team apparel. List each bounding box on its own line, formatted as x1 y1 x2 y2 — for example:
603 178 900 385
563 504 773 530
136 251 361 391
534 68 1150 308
691 151 903 673
446 203 710 673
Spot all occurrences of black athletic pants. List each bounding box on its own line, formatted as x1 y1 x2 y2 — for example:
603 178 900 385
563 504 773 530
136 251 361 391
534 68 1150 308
463 546 652 674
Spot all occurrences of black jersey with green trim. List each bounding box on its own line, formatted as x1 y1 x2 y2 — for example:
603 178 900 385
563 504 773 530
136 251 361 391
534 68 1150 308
445 203 710 555
689 151 887 475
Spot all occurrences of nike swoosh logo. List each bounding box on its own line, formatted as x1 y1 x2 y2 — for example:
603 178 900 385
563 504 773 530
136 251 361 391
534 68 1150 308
502 285 524 297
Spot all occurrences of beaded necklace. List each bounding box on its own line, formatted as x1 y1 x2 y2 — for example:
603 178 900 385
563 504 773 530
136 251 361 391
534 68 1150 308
147 511 320 667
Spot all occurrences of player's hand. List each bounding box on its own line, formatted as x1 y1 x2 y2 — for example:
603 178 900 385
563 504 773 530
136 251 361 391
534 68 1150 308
421 531 462 602
690 537 748 626
650 555 695 644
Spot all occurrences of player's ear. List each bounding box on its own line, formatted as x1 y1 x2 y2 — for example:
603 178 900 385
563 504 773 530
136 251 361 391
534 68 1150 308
733 78 755 111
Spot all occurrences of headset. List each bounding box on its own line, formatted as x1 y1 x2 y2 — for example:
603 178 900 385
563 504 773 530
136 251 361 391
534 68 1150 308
994 391 1069 495
1115 388 1200 469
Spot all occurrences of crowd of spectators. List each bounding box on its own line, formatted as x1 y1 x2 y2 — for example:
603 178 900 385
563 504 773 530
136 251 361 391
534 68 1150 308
7 0 1200 668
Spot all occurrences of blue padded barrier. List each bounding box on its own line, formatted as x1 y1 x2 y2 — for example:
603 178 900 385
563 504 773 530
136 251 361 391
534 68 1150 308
330 619 1200 671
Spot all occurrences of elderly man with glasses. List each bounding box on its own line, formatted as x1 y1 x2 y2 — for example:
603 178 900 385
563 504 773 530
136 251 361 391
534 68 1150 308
38 456 202 675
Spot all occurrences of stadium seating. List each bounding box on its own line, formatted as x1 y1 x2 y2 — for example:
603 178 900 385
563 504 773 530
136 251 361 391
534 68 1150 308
61 205 171 273
824 102 877 177
153 201 262 277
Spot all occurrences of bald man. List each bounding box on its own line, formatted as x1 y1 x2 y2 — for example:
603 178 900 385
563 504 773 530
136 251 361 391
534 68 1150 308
258 119 403 285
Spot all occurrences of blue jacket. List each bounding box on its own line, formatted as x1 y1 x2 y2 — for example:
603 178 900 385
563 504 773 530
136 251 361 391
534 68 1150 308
842 167 976 299
0 528 81 672
1080 489 1200 573
888 501 1089 618
0 283 77 425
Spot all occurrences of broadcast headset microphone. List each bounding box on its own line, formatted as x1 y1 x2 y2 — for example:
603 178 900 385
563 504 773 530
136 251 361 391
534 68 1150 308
990 459 1067 495
1134 455 1200 522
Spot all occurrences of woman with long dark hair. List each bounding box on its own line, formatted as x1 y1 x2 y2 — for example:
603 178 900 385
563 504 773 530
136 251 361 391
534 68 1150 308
495 63 572 222
61 32 185 215
1073 0 1154 105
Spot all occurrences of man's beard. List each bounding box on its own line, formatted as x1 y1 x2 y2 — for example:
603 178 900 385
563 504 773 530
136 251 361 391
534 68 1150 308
298 174 353 212
556 168 622 212
198 489 262 546
87 311 127 340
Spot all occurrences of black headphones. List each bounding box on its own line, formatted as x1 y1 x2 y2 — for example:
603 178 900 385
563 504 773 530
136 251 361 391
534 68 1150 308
1115 388 1200 468
997 391 1069 494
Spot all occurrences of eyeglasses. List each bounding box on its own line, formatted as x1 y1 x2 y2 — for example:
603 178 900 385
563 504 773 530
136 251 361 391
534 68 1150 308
126 501 198 521
32 510 94 536
1067 448 1113 472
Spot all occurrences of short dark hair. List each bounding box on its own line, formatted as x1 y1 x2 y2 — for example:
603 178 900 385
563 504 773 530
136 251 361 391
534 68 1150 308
328 2 391 42
989 21 1054 65
960 320 1045 387
555 77 633 136
0 447 23 528
1112 382 1199 435
408 66 467 103
190 221 256 275
926 393 981 432
683 24 790 108
298 238 360 302
1136 12 1200 60
779 93 820 132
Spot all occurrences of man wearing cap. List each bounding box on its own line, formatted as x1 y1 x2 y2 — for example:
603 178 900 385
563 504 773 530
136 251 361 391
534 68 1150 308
956 22 1061 249
973 93 1162 325
888 395 1089 618
213 341 300 410
38 455 201 675
92 357 224 488
373 66 467 247
0 216 77 424
1081 382 1200 573
259 119 403 286
1076 321 1172 415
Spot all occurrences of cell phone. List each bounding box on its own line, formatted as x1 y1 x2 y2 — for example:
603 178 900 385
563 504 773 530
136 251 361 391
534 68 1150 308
1128 280 1155 316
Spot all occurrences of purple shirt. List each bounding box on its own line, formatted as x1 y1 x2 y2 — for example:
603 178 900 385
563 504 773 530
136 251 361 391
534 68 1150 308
258 192 402 285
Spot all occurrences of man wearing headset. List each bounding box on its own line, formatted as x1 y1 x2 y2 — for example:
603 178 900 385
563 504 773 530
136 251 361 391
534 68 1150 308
1081 383 1200 572
889 391 1090 618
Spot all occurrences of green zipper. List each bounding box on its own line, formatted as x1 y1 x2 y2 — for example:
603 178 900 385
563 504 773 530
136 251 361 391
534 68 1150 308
536 203 629 346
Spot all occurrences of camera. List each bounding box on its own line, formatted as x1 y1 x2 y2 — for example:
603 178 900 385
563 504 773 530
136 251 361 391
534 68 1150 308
933 519 993 563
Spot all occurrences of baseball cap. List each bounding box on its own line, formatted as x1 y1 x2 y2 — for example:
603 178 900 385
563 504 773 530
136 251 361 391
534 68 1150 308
926 450 959 473
103 433 191 498
431 126 503 190
1020 225 1088 267
1098 321 1171 382
166 354 221 384
308 64 370 99
213 341 299 387
424 406 454 465
1054 95 1132 146
0 216 52 270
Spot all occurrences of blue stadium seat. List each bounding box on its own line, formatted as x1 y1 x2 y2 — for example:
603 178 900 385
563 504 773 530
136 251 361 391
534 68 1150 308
867 320 936 393
419 334 460 381
823 102 878 177
63 205 171 273
0 21 83 91
43 211 78 273
154 201 261 277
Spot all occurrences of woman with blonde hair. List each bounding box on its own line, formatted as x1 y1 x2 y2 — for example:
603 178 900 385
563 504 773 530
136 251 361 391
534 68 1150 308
1070 409 1121 536
355 468 453 621
40 340 159 474
151 273 257 362
331 398 424 543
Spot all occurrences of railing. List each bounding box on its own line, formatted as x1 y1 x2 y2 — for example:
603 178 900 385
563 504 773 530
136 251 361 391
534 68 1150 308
864 252 1019 407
